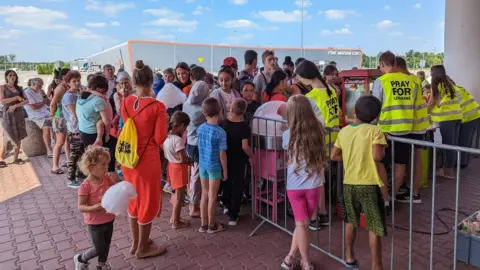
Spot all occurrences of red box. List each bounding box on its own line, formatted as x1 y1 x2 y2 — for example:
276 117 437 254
336 203 367 229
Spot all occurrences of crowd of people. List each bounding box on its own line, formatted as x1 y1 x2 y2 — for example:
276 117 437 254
0 47 479 270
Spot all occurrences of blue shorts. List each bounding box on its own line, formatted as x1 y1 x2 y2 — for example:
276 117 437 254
199 168 222 180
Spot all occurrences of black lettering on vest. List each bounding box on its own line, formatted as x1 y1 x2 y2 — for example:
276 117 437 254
391 81 412 101
326 96 339 117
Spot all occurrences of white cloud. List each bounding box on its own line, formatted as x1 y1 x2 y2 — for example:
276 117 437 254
111 21 120 26
413 3 421 9
294 0 312 8
71 28 101 39
85 22 107 28
0 6 70 30
225 33 253 44
321 27 352 36
218 19 258 29
375 20 397 29
140 29 176 40
229 0 247 5
389 31 403 36
384 5 391 10
319 10 357 20
144 8 183 18
0 29 22 39
144 8 198 29
85 0 135 16
254 10 310 22
192 5 210 15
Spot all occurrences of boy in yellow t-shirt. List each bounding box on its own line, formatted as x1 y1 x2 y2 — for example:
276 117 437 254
331 95 387 270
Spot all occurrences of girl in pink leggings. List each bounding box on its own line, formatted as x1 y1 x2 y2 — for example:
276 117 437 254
281 95 326 270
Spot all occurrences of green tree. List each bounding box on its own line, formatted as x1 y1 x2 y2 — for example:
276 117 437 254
8 54 16 62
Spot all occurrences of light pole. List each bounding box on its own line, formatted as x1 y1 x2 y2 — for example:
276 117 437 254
301 0 304 58
210 0 214 73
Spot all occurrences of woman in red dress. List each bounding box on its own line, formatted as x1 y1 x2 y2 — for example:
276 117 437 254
122 60 168 259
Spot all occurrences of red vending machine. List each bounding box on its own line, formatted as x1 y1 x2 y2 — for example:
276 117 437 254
339 69 383 126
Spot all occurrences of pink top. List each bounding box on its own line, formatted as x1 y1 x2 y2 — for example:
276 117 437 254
78 176 115 225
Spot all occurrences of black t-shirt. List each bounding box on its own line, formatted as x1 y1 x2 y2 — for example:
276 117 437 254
244 101 260 127
222 120 250 167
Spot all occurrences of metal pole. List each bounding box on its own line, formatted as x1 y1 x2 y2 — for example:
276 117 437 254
210 0 214 73
301 0 304 57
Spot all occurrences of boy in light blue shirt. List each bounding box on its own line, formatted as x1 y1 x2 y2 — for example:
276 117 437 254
197 97 228 234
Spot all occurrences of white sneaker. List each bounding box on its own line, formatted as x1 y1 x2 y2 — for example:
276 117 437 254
73 254 89 270
228 217 239 226
223 207 229 215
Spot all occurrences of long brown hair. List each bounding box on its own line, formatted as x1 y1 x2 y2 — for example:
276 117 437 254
431 65 455 100
286 95 326 176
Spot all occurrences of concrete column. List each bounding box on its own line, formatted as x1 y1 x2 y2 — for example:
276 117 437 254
445 0 480 101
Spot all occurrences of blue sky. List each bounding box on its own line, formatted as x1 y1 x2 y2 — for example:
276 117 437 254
0 0 445 62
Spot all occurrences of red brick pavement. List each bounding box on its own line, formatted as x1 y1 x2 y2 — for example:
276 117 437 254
0 153 479 269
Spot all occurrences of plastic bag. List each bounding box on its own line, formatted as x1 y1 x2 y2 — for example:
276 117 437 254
101 181 137 216
156 83 186 109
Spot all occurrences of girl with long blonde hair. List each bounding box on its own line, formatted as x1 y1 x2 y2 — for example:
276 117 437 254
281 95 326 270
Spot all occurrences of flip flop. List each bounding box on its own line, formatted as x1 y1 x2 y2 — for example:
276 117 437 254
13 159 26 165
51 168 65 175
135 246 167 259
207 222 227 234
46 153 53 158
0 161 7 168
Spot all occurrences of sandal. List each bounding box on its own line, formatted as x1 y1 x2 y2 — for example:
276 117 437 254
207 222 227 234
13 159 25 165
198 225 208 233
46 152 53 158
344 260 359 269
301 261 314 270
0 161 7 168
281 255 295 270
172 220 190 230
62 162 67 168
51 168 65 175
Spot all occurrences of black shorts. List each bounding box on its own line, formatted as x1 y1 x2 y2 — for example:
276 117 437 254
384 133 425 165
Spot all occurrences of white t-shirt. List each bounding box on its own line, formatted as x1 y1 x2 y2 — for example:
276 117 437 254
163 134 185 163
220 90 236 119
282 129 325 190
24 88 50 120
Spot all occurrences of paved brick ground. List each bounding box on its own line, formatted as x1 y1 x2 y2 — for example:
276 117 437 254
0 152 479 269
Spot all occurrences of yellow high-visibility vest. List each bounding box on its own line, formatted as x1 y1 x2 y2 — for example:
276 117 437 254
430 83 463 124
306 87 340 152
410 74 430 132
377 72 418 133
456 85 480 123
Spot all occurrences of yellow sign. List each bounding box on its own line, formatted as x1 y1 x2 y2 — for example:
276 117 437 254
198 57 204 63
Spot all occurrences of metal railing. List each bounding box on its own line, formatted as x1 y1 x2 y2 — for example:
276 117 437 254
249 115 480 270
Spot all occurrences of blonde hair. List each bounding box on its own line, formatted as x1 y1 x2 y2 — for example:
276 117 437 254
79 146 111 175
286 95 326 176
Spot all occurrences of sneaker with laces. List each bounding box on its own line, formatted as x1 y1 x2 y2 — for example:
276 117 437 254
318 214 330 226
308 220 322 231
397 183 410 195
73 254 89 270
396 193 422 204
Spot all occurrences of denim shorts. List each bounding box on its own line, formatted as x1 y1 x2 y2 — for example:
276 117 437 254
199 168 222 180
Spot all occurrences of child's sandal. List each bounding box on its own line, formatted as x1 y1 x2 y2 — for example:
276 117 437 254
207 222 226 234
344 260 359 269
198 225 208 233
280 255 295 270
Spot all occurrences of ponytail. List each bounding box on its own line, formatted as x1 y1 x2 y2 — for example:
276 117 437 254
318 75 333 97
